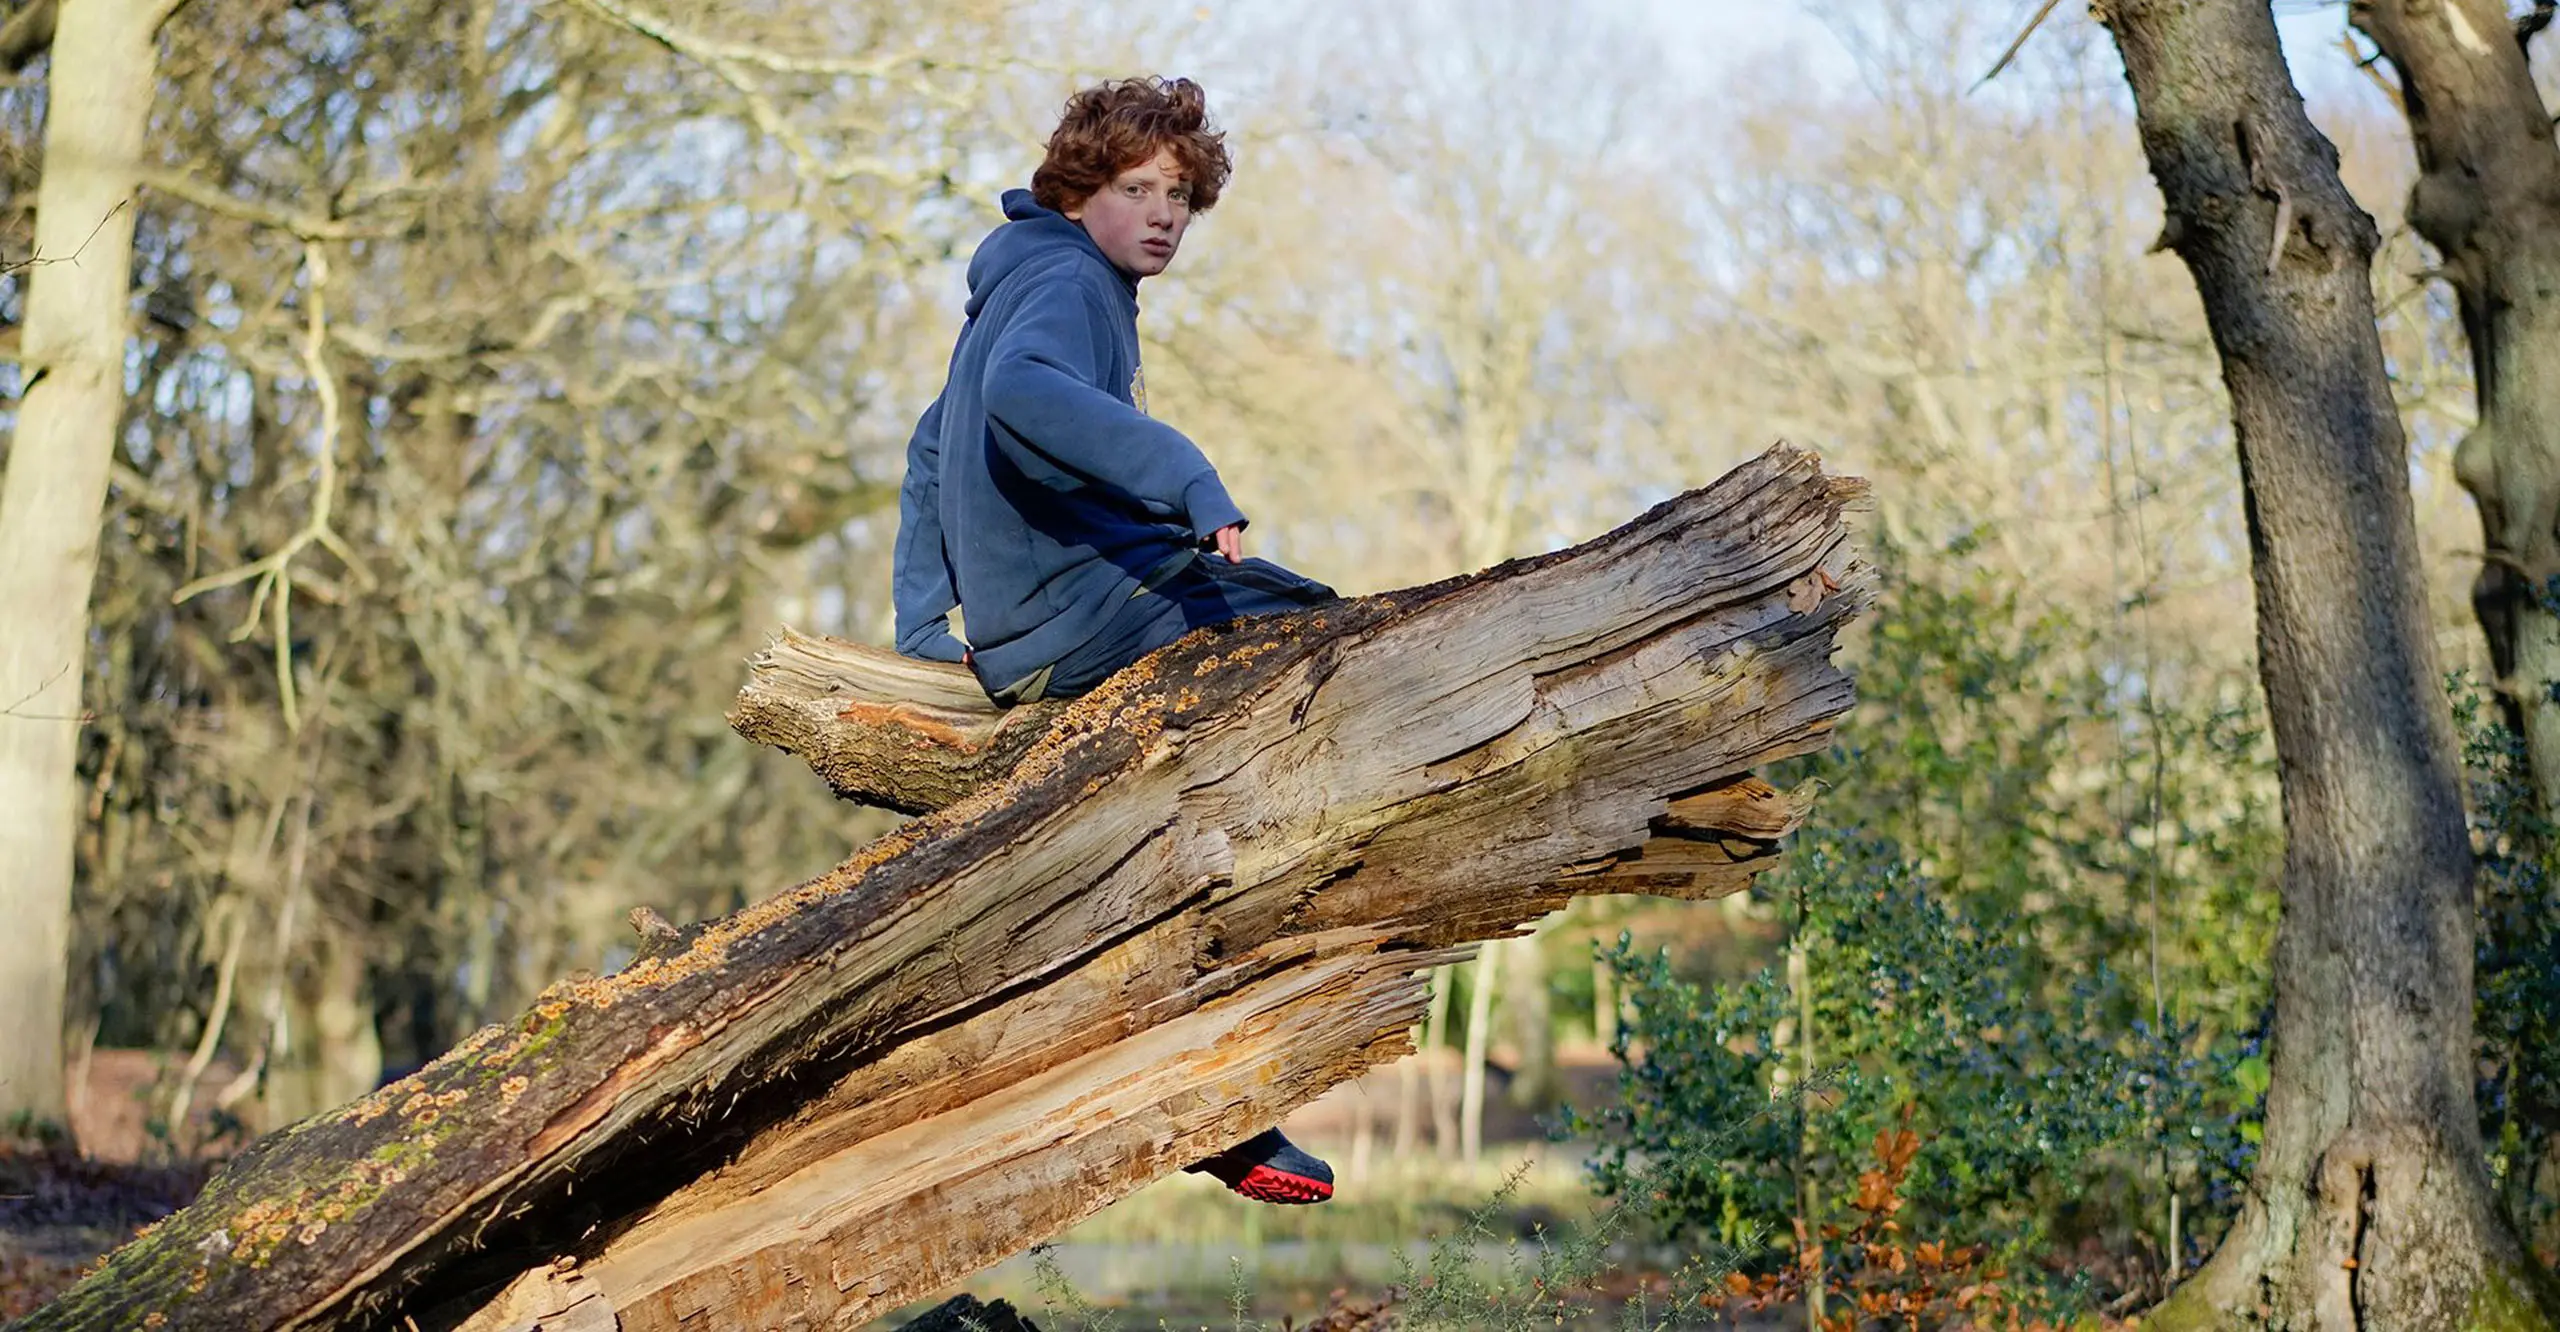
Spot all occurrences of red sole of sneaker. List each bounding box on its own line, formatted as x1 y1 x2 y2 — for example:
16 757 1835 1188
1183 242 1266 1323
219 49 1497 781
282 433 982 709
1231 1164 1333 1204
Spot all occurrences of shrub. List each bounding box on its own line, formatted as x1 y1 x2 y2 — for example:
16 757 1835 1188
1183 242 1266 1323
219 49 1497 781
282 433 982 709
1579 536 2275 1298
1579 831 2256 1299
2455 676 2560 1261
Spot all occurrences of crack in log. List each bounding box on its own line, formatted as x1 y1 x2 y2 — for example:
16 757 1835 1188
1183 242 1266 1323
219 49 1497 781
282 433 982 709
2349 1157 2374 1330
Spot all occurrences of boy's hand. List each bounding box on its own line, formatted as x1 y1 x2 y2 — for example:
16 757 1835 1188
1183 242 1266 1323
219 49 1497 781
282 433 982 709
1211 524 1243 564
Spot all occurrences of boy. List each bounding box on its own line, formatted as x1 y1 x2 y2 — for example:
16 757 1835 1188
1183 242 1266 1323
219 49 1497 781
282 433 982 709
891 77 1337 1204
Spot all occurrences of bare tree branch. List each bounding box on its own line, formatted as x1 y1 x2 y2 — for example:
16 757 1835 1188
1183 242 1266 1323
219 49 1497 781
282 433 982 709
2336 31 2406 113
0 0 55 73
564 0 939 80
2520 0 2556 48
1974 0 2066 90
139 170 403 241
563 0 971 186
0 0 184 72
169 242 372 735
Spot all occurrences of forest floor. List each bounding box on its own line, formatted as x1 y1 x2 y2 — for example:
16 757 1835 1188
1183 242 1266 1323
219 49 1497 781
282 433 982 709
2 1045 2155 1327
0 1140 211 1320
0 1048 1654 1325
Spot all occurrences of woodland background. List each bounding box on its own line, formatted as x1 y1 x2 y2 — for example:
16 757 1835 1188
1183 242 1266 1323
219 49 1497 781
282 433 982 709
3 0 2553 1322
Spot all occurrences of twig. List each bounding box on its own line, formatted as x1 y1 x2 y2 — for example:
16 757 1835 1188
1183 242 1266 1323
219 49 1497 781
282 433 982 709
0 197 130 276
0 658 69 716
2519 0 2556 49
0 0 56 75
2336 32 2404 111
1974 0 2066 91
0 658 88 722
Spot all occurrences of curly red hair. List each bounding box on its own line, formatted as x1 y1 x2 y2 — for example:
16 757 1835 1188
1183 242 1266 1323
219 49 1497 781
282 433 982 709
1031 77 1232 215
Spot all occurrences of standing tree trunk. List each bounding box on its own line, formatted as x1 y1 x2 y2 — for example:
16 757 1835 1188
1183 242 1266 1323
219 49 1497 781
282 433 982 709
1502 929 1556 1110
2351 0 2560 820
1458 937 1500 1166
2098 3 2557 1327
1425 963 1457 1156
0 0 175 1126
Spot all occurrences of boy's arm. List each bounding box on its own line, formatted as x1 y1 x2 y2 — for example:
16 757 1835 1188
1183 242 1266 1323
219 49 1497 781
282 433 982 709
980 278 1247 540
891 394 971 663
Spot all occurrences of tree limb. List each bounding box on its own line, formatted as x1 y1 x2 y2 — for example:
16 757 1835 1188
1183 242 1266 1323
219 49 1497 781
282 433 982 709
1974 0 2066 91
139 170 405 242
0 0 55 74
2519 0 2555 49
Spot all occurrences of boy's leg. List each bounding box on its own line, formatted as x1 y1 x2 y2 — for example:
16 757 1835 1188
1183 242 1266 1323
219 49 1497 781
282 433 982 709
1022 557 1341 1203
1028 579 1196 700
1131 557 1342 1202
1189 556 1336 617
1025 556 1336 702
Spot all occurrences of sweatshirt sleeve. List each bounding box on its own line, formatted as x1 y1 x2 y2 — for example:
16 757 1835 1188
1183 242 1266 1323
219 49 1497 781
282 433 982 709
980 275 1247 539
890 394 971 663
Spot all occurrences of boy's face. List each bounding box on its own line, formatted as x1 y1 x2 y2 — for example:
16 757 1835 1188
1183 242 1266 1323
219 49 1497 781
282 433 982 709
1066 147 1193 280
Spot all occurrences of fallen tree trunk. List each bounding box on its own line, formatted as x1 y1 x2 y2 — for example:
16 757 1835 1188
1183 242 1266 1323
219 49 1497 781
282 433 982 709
21 444 1869 1332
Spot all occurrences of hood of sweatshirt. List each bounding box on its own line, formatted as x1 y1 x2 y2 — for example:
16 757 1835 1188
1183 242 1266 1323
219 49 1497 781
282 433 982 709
964 189 1137 319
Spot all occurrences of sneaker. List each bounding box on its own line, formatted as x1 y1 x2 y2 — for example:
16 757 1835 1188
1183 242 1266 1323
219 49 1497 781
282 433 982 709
1182 1127 1335 1204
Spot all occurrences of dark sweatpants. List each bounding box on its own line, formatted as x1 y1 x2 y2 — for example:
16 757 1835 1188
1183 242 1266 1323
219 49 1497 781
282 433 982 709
989 553 1335 705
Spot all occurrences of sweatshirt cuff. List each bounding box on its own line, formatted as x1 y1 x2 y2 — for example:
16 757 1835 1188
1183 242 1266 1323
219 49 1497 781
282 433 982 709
1182 473 1247 541
896 621 971 664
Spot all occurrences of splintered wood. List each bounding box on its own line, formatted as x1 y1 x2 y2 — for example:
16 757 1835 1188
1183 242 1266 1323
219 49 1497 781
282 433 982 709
26 444 1870 1332
727 634 1068 816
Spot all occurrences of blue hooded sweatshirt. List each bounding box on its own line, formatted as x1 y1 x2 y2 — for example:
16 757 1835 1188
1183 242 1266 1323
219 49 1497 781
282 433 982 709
892 189 1247 691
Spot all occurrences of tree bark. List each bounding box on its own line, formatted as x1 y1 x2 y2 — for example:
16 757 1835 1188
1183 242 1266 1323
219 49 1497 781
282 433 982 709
24 445 1866 1331
2351 0 2560 821
0 0 173 1127
726 633 1068 817
2098 3 2557 1327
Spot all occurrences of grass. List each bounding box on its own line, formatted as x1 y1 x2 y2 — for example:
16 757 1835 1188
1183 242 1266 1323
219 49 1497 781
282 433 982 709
878 1151 1598 1327
882 1132 1777 1331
